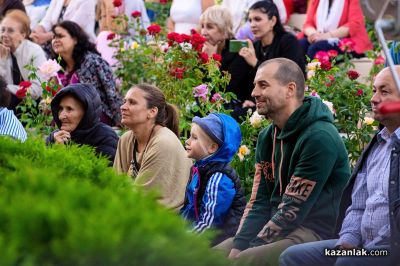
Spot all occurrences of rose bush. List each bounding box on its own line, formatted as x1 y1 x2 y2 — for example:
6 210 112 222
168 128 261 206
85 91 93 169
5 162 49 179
306 44 384 165
111 23 233 138
16 58 62 135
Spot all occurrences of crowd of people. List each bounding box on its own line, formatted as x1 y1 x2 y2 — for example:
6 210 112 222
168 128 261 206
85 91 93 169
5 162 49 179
0 0 399 265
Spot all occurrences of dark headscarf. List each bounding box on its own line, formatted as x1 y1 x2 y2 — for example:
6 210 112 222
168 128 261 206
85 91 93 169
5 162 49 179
49 83 118 163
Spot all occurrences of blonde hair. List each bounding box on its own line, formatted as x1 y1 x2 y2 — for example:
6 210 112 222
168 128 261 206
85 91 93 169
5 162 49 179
200 5 234 39
3 10 31 37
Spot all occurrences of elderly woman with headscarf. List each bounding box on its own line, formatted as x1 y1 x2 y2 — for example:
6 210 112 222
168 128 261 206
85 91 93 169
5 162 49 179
46 83 119 163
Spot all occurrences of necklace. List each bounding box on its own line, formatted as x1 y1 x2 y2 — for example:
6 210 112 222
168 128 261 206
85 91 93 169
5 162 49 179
261 45 270 57
131 124 156 177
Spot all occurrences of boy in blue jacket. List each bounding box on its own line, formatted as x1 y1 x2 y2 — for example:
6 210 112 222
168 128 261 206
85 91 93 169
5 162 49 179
181 113 246 245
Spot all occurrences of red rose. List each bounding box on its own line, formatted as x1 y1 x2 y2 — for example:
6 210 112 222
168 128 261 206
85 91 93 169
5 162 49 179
16 88 27 99
374 55 385 65
356 89 363 96
199 52 209 64
181 34 191 43
212 53 222 62
113 0 122 7
320 60 332 71
315 51 329 63
327 75 335 81
190 29 198 35
339 38 355 52
131 11 142 18
170 67 185 79
191 33 206 51
327 50 338 58
147 24 161 35
19 81 32 89
347 70 360 80
160 0 168 4
16 82 30 99
167 32 183 44
107 32 116 40
45 85 52 95
46 85 61 96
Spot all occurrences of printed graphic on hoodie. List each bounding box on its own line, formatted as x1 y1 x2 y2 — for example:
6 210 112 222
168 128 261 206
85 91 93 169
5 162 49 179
285 176 316 201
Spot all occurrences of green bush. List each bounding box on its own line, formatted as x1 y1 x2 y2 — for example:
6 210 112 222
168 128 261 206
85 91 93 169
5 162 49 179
0 137 234 266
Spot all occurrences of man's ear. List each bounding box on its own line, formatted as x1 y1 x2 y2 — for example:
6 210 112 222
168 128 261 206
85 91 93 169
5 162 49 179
286 82 297 98
208 142 219 154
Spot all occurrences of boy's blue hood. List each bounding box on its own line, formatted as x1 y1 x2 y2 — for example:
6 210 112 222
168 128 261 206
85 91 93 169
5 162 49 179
196 113 242 165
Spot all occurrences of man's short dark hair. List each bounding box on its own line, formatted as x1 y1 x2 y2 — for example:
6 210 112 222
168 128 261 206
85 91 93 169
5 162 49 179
0 75 10 107
259 58 305 99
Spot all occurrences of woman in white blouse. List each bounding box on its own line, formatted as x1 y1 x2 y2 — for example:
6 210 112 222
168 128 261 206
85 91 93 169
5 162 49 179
167 0 214 34
30 0 96 45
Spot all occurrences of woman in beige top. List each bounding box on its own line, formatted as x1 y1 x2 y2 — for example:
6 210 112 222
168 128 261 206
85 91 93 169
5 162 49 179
114 84 192 210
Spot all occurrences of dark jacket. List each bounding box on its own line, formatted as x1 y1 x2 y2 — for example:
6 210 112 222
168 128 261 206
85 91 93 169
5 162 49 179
253 32 305 73
243 32 305 103
336 133 400 265
47 83 119 163
181 113 246 245
221 39 252 102
233 97 351 251
197 162 246 245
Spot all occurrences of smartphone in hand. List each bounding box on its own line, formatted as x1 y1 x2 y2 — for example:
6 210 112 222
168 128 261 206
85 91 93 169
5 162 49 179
229 40 248 53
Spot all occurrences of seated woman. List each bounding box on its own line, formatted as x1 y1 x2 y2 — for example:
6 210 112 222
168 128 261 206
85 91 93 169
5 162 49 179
0 10 47 112
234 0 288 41
30 0 96 45
0 74 27 142
47 83 119 163
114 84 192 210
221 0 259 34
299 0 372 59
167 0 214 34
200 5 252 119
238 1 305 106
51 20 123 126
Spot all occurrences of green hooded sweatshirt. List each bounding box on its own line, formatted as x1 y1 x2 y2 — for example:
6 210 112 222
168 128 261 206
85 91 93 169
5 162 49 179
233 96 351 251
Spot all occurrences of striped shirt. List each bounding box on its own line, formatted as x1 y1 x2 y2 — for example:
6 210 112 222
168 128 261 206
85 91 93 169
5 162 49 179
0 107 27 142
338 127 400 248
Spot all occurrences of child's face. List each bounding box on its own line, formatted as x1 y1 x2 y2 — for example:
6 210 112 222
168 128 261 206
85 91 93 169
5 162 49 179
185 124 218 160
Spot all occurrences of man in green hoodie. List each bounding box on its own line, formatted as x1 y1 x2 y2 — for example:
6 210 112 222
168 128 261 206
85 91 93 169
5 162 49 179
216 58 351 265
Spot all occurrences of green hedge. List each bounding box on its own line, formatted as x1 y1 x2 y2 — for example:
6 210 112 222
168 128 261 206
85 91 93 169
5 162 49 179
0 137 234 266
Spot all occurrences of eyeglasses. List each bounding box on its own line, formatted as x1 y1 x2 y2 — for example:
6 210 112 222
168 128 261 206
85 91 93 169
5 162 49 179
0 27 18 34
